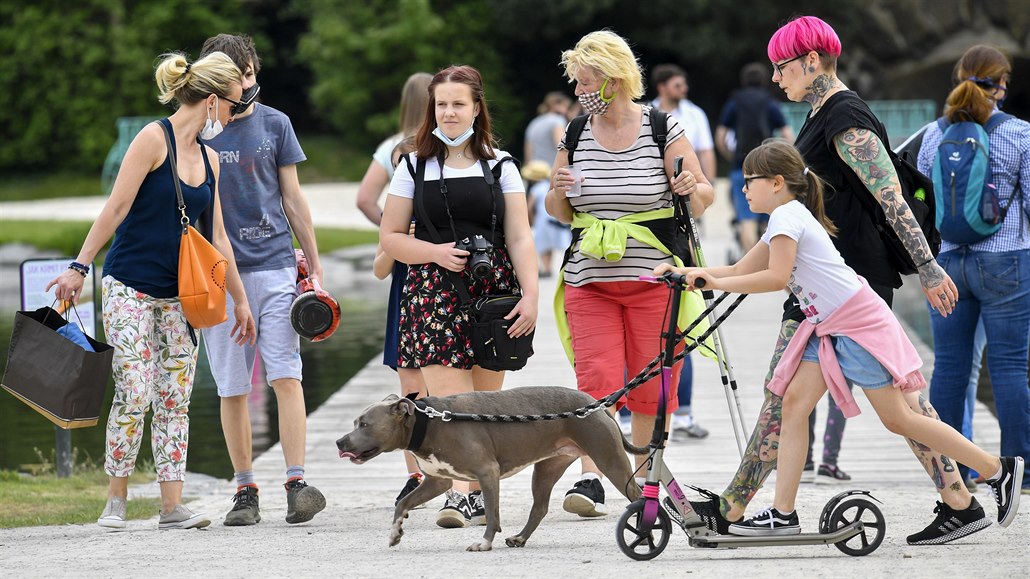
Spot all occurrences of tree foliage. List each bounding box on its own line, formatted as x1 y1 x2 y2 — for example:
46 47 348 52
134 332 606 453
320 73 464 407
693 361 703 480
295 0 519 150
0 0 250 174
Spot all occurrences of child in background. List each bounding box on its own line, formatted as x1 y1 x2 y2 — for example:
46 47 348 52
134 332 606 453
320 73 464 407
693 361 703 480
655 140 1024 536
522 160 571 278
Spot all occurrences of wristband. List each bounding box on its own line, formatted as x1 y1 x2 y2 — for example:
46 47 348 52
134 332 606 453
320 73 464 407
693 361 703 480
915 257 934 269
68 261 89 277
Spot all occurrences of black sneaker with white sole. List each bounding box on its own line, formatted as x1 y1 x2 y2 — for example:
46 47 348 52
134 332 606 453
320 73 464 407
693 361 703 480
468 490 486 526
436 490 472 528
816 463 852 484
906 497 991 545
985 456 1024 528
728 507 800 536
685 487 741 534
563 478 607 517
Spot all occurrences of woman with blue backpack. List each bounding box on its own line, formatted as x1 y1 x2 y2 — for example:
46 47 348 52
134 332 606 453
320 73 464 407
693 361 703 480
917 44 1030 495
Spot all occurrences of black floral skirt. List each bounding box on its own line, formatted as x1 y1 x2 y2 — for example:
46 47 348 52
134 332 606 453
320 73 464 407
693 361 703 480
397 247 520 369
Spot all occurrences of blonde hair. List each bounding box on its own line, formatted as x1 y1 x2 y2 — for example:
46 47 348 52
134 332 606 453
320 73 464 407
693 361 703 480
560 30 644 101
399 72 433 137
743 140 836 236
154 51 242 106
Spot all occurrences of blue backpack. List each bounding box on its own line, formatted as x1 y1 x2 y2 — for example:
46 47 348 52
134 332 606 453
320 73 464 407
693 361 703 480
931 113 1014 244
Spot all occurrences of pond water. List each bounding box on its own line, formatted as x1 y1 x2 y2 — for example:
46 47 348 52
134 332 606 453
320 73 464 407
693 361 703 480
0 278 387 479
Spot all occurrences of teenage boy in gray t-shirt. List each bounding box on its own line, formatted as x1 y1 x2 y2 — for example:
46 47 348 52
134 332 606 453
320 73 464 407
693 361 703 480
199 34 326 526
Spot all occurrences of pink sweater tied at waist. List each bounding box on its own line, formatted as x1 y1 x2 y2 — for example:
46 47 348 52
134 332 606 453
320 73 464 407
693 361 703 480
766 278 926 418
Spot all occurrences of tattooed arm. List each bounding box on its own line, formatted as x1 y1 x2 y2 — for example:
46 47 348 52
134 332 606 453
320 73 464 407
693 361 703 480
833 128 958 316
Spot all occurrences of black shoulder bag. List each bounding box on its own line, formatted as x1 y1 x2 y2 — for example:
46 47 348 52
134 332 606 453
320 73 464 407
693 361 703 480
411 154 534 371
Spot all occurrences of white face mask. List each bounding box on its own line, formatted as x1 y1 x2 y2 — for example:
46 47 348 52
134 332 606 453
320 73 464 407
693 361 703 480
200 98 223 140
432 122 475 147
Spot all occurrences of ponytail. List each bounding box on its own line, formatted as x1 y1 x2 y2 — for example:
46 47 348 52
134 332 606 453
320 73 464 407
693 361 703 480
944 45 1011 126
742 140 837 235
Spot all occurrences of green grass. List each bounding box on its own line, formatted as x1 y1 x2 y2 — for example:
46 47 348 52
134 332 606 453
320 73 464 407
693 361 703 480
0 172 103 202
296 134 372 183
0 465 159 528
0 133 366 202
0 220 103 259
0 219 376 256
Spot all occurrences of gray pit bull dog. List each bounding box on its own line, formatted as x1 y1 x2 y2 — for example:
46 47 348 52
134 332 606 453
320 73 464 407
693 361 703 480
336 387 646 552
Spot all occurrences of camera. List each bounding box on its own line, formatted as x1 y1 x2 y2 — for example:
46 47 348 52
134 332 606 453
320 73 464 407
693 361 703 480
456 235 493 280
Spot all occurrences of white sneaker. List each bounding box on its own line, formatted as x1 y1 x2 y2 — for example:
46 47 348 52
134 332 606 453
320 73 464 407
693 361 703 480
97 496 127 529
158 504 211 530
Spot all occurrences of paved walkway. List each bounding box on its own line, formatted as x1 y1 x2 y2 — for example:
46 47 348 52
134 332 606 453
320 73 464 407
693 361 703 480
0 182 1025 577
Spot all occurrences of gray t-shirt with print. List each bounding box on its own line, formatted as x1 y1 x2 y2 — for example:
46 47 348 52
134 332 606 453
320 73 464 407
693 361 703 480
203 102 306 272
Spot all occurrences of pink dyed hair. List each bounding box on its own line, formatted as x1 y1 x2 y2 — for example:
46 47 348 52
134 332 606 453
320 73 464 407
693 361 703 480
767 16 842 63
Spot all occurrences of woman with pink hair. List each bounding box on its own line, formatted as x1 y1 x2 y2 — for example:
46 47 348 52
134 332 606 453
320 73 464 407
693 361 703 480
686 16 994 547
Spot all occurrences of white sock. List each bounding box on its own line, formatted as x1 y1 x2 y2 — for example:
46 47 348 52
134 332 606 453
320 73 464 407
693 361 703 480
581 472 601 482
987 462 1004 482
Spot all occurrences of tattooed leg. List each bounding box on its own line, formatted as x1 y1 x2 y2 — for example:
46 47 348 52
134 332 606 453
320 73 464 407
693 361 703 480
719 319 799 520
901 390 971 509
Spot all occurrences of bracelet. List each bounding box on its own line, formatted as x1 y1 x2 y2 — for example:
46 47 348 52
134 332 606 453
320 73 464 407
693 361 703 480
915 257 934 268
68 261 89 277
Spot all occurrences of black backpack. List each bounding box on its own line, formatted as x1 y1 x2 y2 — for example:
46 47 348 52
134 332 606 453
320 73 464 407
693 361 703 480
562 107 695 266
732 87 773 165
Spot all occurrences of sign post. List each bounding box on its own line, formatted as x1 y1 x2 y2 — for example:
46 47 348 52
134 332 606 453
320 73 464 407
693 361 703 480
19 258 97 478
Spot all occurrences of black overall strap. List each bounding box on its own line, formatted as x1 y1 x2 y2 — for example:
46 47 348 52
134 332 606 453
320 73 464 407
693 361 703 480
412 154 473 305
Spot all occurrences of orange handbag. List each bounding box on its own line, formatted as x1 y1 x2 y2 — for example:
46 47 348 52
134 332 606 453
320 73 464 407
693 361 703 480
161 123 228 329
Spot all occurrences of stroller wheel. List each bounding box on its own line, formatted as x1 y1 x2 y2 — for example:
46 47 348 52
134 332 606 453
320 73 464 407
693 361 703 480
615 499 672 561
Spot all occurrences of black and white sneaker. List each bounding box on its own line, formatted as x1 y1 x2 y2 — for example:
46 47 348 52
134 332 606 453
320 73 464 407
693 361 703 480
728 507 800 536
436 490 472 528
685 487 740 534
467 490 487 526
906 498 991 545
562 478 607 517
985 456 1024 528
395 473 425 509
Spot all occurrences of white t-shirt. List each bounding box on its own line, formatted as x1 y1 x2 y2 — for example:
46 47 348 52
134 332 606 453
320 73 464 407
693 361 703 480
389 149 525 198
761 200 861 323
373 133 404 179
651 98 713 152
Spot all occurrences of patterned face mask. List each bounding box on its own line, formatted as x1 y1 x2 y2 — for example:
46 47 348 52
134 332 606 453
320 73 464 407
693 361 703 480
578 78 614 116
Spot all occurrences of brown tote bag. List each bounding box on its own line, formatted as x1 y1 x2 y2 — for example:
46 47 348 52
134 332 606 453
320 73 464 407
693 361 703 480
160 123 228 329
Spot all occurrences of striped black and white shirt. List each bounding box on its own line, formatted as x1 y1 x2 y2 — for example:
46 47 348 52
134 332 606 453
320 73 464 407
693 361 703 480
559 106 685 286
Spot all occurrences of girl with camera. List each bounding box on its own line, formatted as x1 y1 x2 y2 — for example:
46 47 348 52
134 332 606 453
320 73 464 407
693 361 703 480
380 65 538 529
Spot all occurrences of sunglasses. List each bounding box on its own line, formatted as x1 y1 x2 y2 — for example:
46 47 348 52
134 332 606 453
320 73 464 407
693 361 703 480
222 83 261 116
772 54 805 76
743 175 771 190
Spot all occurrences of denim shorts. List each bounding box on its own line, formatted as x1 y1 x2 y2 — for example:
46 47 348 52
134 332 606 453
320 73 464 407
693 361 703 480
801 334 893 389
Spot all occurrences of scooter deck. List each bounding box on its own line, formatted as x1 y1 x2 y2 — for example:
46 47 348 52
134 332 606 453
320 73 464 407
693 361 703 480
690 521 864 549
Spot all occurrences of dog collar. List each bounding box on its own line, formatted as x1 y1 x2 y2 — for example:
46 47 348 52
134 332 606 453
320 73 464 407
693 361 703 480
406 400 430 452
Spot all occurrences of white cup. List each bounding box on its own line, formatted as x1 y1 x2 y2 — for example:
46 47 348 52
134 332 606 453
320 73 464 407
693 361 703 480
564 165 584 197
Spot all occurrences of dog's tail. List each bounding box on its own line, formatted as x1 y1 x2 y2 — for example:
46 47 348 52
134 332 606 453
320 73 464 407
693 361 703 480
603 411 649 455
621 436 649 455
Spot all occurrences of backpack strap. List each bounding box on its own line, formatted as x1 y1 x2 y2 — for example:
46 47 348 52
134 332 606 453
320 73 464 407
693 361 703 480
564 115 589 165
984 112 1014 134
648 107 669 161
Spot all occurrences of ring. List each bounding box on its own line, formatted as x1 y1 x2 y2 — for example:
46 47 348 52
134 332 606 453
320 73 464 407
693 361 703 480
939 293 947 301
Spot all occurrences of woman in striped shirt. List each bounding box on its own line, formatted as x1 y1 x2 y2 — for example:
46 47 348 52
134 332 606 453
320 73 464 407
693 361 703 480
545 30 714 518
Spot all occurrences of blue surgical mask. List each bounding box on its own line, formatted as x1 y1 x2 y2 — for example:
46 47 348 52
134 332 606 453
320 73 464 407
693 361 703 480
432 122 475 147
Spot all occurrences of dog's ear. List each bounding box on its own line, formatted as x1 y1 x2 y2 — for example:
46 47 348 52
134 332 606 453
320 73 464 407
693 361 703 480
383 393 400 402
390 397 416 416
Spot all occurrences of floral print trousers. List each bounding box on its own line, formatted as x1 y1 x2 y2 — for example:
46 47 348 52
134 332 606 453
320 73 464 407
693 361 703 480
101 277 198 482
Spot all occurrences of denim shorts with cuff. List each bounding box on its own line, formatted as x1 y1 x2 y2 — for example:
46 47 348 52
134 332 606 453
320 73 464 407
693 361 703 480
801 334 893 389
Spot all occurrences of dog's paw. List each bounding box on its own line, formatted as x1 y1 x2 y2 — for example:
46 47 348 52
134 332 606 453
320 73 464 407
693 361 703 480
504 535 527 548
465 541 493 552
388 520 404 547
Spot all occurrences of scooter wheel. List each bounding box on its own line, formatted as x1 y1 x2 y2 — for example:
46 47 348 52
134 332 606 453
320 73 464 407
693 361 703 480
828 497 886 556
616 499 672 561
